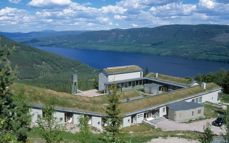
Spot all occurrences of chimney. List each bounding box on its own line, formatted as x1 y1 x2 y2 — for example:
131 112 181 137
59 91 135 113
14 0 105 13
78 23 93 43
201 82 206 90
155 73 158 78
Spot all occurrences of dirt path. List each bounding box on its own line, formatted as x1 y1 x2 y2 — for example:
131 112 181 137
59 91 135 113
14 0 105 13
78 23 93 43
155 118 225 135
147 137 198 143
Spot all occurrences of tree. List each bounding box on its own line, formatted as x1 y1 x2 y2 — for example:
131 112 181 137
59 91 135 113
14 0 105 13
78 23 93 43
78 115 91 143
198 124 213 143
143 67 149 76
224 105 229 143
37 103 63 143
103 85 122 143
0 45 30 142
222 72 229 94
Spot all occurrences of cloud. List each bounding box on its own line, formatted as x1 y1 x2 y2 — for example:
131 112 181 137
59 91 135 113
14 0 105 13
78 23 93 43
199 0 215 9
114 15 127 20
101 5 127 14
28 0 72 7
0 0 228 32
150 2 196 16
9 0 21 4
0 7 33 25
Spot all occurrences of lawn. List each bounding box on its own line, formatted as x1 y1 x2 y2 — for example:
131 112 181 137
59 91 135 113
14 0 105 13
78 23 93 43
28 124 200 143
220 93 229 103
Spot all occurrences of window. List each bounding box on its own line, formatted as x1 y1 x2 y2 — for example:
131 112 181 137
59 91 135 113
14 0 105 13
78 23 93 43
128 119 130 123
192 111 194 116
192 99 195 102
163 107 166 112
60 117 63 121
98 122 100 125
198 109 201 114
199 97 202 103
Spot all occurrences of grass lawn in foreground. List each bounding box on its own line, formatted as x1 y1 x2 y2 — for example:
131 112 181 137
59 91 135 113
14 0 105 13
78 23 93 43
28 124 200 143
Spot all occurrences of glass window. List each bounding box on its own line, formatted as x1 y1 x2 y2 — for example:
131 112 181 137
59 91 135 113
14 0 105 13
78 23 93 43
192 111 194 116
198 109 201 114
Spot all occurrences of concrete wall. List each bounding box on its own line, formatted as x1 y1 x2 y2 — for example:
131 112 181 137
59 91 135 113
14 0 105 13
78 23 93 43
168 107 204 122
53 111 65 124
186 90 220 104
73 114 81 125
159 106 167 117
202 90 220 103
99 73 108 91
136 113 144 123
123 116 131 128
91 116 102 130
30 108 42 125
108 72 141 82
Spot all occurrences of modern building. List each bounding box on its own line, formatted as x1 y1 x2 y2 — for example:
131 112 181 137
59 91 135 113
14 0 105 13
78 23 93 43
29 65 222 130
98 65 186 92
99 65 143 91
167 101 204 122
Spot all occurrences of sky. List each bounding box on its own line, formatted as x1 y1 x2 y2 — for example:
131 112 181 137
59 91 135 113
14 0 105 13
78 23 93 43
0 0 228 32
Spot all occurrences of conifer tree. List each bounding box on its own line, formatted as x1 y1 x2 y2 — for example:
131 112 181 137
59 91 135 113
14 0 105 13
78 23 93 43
224 106 229 143
199 124 213 143
103 85 122 143
0 45 30 142
37 103 63 143
78 115 91 143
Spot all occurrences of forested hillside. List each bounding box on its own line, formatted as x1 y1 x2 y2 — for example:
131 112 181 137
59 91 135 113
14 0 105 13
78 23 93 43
0 36 97 92
24 24 229 62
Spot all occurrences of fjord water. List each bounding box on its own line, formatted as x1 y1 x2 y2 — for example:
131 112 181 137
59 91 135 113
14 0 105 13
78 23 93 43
35 46 229 77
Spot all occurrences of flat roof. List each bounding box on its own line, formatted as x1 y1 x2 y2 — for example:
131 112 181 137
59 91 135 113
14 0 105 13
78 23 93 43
167 101 203 111
103 65 142 75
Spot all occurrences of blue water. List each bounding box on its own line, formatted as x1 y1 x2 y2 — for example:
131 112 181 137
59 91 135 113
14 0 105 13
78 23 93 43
35 46 229 77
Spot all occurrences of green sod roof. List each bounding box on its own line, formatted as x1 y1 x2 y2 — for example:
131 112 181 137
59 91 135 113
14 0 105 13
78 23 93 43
12 82 220 116
103 65 142 75
146 73 192 85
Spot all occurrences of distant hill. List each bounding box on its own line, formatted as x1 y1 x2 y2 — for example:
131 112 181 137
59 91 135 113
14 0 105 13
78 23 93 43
0 36 97 92
0 30 85 42
21 24 229 62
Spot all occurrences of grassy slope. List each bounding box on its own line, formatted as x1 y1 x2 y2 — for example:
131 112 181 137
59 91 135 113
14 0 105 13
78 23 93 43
0 36 97 92
28 24 229 62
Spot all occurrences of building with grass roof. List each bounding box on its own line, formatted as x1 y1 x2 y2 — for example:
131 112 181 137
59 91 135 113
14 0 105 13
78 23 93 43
25 65 222 130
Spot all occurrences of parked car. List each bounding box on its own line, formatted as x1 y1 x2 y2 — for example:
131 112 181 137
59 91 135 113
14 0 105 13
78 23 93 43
212 117 224 127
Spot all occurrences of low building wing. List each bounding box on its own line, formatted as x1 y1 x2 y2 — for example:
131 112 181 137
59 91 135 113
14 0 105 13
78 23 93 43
103 65 142 75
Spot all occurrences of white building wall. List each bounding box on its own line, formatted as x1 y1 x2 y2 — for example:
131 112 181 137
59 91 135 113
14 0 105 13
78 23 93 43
202 90 220 103
108 72 141 82
73 114 81 125
53 111 65 124
186 90 220 104
136 113 144 123
123 116 131 128
91 116 102 130
159 106 167 117
99 73 108 91
30 108 42 125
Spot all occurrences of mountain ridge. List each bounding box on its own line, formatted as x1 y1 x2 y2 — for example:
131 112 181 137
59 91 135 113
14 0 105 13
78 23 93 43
0 36 97 92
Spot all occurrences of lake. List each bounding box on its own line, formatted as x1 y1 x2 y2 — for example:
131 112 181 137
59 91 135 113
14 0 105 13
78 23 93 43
35 46 229 77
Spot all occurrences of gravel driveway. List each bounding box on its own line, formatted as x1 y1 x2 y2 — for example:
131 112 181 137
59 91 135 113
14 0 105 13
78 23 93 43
147 137 198 143
152 118 225 135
